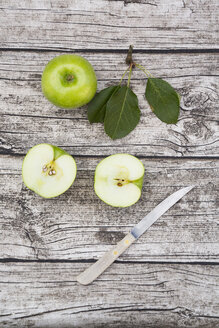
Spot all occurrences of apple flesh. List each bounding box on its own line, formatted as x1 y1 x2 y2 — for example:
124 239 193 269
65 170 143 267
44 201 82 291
41 54 97 109
22 144 77 198
94 154 145 207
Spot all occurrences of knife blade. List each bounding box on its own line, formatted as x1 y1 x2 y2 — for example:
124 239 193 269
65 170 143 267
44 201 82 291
77 186 194 285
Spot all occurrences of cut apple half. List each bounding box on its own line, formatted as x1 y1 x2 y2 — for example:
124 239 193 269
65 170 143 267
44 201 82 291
22 144 77 198
94 154 145 207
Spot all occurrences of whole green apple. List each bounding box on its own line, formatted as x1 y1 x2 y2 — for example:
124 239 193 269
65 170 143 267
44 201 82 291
41 54 97 109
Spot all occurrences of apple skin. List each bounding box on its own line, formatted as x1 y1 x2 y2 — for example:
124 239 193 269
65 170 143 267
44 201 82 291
41 55 97 109
132 176 144 190
22 144 77 198
52 144 68 160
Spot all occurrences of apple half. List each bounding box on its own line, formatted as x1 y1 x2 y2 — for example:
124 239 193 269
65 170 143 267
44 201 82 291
22 144 77 198
94 154 145 207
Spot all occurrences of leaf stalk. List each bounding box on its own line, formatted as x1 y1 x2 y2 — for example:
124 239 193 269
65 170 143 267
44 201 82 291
135 63 154 78
127 65 133 87
119 67 130 85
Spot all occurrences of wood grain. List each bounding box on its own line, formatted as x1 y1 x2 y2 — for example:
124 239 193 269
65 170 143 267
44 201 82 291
0 155 218 262
0 51 218 157
0 262 218 327
0 0 218 51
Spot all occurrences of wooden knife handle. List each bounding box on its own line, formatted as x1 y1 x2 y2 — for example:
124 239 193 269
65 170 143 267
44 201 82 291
77 232 136 285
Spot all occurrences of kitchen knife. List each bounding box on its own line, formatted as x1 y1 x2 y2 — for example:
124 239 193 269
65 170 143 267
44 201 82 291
77 186 194 285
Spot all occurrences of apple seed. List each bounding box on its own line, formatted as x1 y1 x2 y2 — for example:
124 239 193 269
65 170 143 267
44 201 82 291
42 165 47 172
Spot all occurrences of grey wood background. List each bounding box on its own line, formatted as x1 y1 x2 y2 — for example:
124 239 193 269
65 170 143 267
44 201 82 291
0 0 218 327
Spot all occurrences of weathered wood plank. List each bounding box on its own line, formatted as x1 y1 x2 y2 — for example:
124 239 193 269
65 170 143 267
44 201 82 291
0 0 218 50
0 51 218 157
0 1 218 326
0 262 218 327
0 155 218 262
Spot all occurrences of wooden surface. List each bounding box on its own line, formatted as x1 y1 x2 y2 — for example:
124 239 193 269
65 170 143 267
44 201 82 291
0 0 218 327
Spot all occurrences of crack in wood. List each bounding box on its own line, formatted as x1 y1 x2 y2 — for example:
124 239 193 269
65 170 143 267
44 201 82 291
0 258 218 265
108 0 158 7
0 47 219 54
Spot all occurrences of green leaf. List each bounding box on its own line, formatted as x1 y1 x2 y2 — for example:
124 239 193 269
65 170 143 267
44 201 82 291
177 93 181 102
87 86 120 123
145 78 180 124
104 86 140 140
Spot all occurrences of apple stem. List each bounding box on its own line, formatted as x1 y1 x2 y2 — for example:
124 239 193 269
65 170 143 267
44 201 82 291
66 74 74 82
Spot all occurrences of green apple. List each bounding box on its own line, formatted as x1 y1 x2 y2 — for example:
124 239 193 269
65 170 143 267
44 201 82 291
41 54 97 109
22 144 77 198
94 154 145 207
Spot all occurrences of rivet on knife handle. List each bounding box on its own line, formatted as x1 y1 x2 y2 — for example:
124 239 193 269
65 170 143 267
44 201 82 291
77 232 136 285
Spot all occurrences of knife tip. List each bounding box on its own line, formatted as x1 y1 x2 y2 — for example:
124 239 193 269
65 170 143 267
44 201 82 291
185 185 195 192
